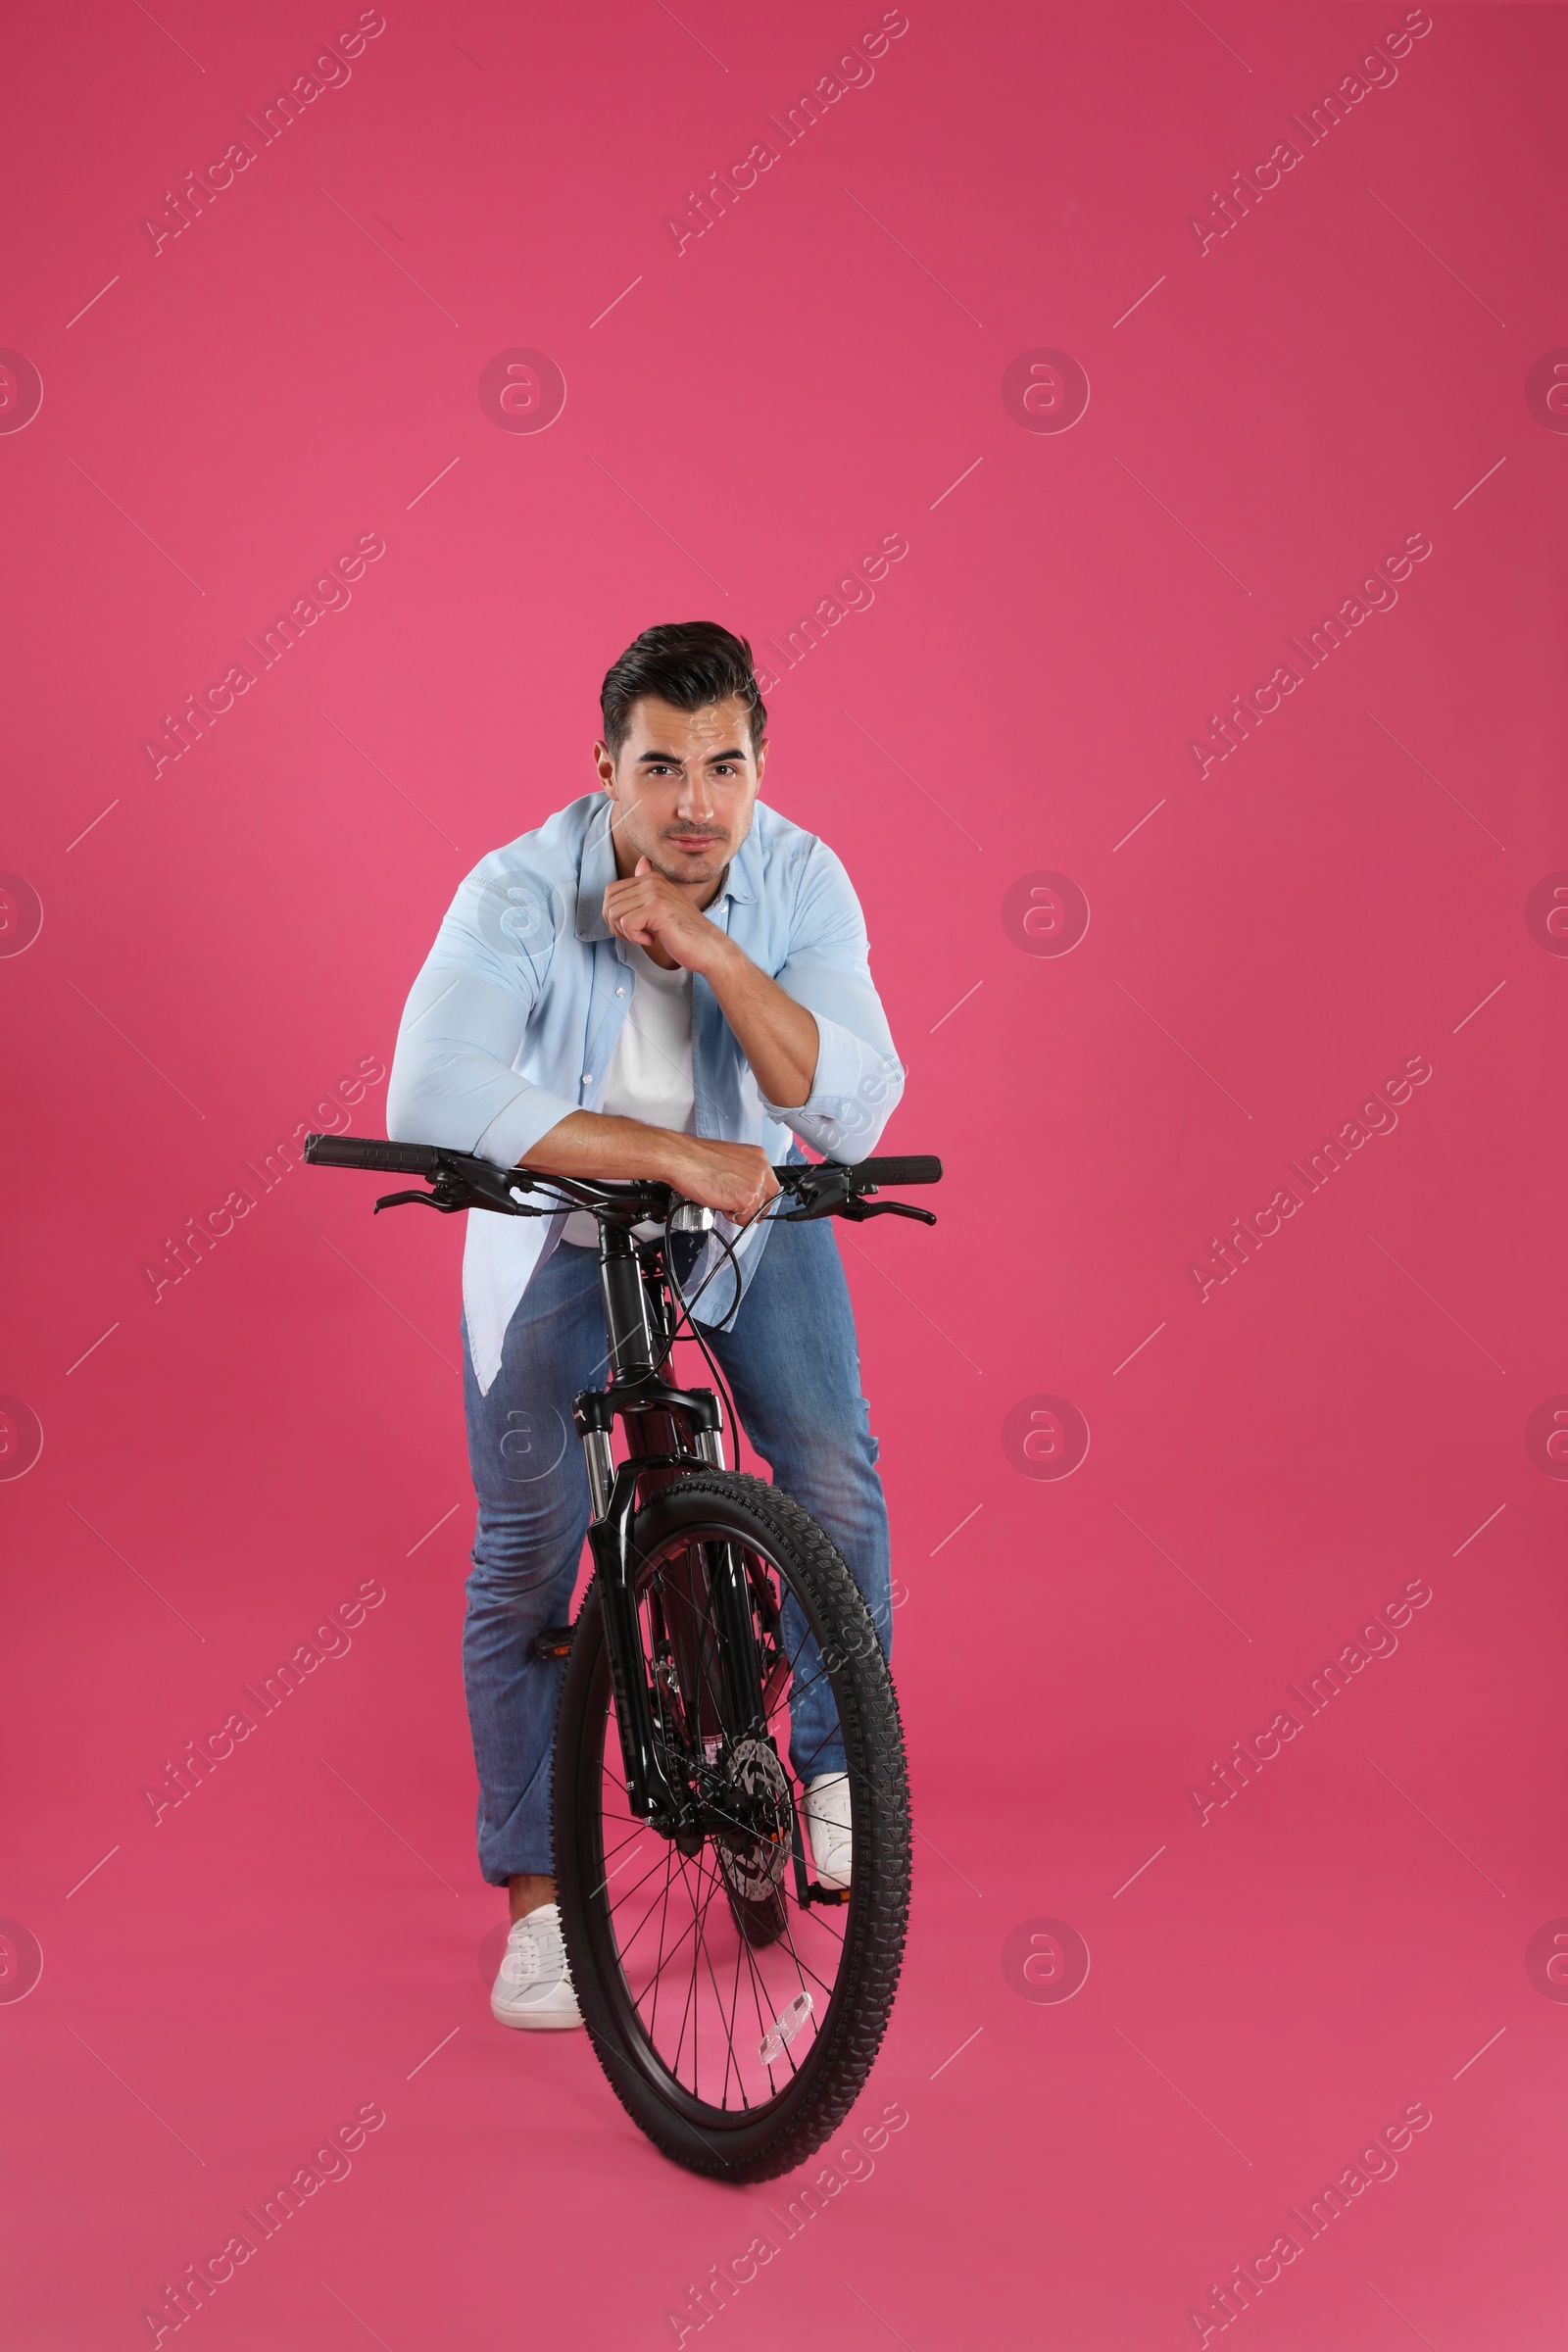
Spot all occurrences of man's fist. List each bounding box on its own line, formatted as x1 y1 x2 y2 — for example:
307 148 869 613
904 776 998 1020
602 858 725 974
662 1136 778 1223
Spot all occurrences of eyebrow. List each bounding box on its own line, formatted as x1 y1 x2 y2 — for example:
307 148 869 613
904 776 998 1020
634 747 747 765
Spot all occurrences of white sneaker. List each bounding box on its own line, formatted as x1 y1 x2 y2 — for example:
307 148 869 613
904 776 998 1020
490 1902 582 2031
804 1773 853 1889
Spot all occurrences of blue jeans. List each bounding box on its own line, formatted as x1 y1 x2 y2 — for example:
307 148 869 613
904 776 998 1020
460 1217 892 1884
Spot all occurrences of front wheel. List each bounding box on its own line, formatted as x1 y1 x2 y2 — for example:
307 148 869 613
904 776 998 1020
553 1470 911 2180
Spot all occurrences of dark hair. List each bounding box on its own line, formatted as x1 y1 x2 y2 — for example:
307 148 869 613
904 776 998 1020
599 621 767 761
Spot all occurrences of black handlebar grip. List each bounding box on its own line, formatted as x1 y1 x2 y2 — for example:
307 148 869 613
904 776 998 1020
842 1155 943 1187
303 1134 443 1174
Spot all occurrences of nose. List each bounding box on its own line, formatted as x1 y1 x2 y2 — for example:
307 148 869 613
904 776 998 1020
674 769 716 824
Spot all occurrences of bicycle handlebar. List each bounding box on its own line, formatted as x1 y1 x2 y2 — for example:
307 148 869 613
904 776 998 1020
302 1134 942 1223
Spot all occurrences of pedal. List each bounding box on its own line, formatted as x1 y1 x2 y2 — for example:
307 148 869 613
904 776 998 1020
529 1623 575 1662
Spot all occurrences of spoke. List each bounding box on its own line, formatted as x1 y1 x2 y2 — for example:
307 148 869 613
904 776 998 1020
779 1941 845 2005
759 1908 816 2054
669 1858 705 2089
596 1818 654 1866
708 1877 768 2111
736 1917 781 2061
678 1846 730 2098
699 1871 744 2111
602 1841 686 1921
783 1895 849 1957
694 1579 732 1738
772 1900 850 2008
645 1842 677 2046
593 1824 657 1896
725 1912 751 2108
682 1843 733 2105
630 1851 716 2017
627 1866 709 1992
737 1915 805 2087
617 1845 702 1970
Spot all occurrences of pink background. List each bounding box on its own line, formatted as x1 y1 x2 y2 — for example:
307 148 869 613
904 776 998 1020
3 2 1566 2344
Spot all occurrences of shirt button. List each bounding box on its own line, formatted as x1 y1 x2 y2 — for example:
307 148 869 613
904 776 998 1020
583 1073 592 1084
615 986 625 998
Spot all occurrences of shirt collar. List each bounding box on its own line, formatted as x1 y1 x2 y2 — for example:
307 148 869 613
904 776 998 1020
573 798 761 941
574 798 619 941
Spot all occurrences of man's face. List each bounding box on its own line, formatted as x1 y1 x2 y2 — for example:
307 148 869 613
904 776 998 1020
596 693 766 895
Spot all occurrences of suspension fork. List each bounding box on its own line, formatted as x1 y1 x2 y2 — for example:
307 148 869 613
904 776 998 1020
571 1391 760 1826
574 1409 685 1829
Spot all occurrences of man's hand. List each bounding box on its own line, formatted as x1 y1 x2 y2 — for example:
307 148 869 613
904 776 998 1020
662 1136 778 1222
603 857 728 976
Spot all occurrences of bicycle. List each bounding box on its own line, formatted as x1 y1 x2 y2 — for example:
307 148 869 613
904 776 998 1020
305 1131 941 2180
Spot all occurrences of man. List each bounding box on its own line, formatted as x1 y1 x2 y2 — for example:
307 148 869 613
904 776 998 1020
386 621 905 2028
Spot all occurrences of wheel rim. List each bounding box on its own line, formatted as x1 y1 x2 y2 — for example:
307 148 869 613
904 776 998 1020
580 1520 860 2128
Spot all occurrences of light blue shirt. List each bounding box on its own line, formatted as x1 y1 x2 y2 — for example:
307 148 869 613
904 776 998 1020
386 793 905 1391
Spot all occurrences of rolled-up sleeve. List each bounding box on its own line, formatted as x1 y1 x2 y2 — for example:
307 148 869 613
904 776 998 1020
386 860 579 1167
755 842 905 1161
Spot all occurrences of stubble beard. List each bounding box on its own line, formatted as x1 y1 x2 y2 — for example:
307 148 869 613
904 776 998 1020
650 828 731 893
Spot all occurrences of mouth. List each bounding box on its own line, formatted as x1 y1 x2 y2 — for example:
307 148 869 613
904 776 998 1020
664 832 724 857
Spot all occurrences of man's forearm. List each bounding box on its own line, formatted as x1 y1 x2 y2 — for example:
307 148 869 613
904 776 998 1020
522 1110 691 1184
703 935 818 1108
522 1110 778 1221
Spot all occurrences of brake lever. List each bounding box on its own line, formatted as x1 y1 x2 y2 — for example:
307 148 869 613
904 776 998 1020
837 1199 937 1226
373 1174 547 1218
776 1163 850 1220
374 1184 465 1215
780 1175 937 1226
780 1182 852 1223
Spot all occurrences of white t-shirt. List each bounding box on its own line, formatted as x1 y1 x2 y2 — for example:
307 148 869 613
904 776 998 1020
562 945 695 1246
